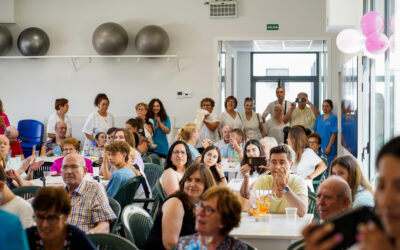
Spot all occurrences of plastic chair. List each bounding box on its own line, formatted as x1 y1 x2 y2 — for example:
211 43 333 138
122 205 154 248
17 119 44 158
12 186 41 200
287 239 304 250
313 158 328 191
33 162 52 179
148 154 161 165
307 187 319 221
144 163 164 189
113 176 143 211
108 197 121 234
87 233 138 250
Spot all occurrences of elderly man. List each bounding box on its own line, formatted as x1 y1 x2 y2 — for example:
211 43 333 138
262 87 292 121
44 121 67 156
301 176 352 249
252 144 308 217
220 128 244 160
214 125 232 150
62 154 116 233
4 126 24 159
283 92 320 132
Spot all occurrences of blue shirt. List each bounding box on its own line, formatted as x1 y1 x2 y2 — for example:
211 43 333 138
0 209 29 250
152 116 171 155
106 167 137 198
353 186 375 208
313 114 338 163
187 144 201 163
220 142 244 159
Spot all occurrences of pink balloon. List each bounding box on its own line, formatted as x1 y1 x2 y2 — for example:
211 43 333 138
360 11 384 36
365 32 389 55
390 14 396 33
389 35 395 53
336 29 365 54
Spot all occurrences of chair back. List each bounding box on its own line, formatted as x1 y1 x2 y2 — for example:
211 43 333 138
17 119 44 157
313 157 328 191
149 178 166 219
148 154 161 165
122 205 153 248
108 197 121 234
307 187 319 221
143 163 164 189
287 239 304 250
33 162 52 179
12 186 41 200
87 233 138 250
113 176 142 211
245 242 257 250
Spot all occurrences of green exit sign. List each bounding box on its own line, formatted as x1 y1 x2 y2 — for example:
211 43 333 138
266 24 279 30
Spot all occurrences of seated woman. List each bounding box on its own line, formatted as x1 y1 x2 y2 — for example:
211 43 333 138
105 141 144 198
143 163 215 250
27 187 95 249
160 141 192 197
288 126 326 183
178 123 210 164
239 139 268 200
126 117 149 154
330 155 374 208
50 138 93 175
200 145 227 185
178 186 247 250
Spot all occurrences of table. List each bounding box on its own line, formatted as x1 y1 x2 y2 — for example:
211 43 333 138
221 159 240 181
30 174 109 187
231 213 313 250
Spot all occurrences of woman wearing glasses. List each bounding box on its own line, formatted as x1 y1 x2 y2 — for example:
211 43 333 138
144 163 215 250
50 138 93 175
160 141 192 196
27 186 96 249
177 185 246 250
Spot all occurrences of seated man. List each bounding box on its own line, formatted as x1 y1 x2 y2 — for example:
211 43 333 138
105 141 145 198
301 176 352 248
62 153 116 233
44 121 67 156
214 125 232 149
4 126 24 159
251 144 308 217
0 167 34 228
220 128 244 161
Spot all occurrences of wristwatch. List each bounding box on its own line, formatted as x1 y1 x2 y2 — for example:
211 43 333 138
281 186 289 194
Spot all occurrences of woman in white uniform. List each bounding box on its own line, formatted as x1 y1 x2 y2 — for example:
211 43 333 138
82 93 114 151
218 96 243 132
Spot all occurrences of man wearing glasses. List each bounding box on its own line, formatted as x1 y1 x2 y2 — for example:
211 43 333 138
62 154 116 234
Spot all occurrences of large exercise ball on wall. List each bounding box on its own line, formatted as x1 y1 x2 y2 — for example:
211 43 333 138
135 25 169 55
92 22 129 55
0 25 13 56
17 27 50 56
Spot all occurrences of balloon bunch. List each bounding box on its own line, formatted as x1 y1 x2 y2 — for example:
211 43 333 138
336 11 396 58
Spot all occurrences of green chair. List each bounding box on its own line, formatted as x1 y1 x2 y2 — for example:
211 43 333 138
148 179 166 219
144 163 164 189
12 186 41 200
307 187 319 221
113 176 143 211
108 197 121 234
122 205 154 249
287 239 304 250
245 242 257 250
148 154 161 165
312 158 328 191
87 233 138 250
142 155 151 163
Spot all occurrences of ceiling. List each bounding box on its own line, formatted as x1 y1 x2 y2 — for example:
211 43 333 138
223 40 325 52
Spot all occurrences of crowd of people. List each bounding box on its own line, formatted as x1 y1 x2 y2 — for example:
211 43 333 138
0 88 399 250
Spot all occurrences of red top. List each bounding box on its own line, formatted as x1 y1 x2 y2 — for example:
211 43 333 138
10 140 23 157
0 113 10 134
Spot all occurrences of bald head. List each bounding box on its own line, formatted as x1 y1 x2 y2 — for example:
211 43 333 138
316 176 352 220
62 153 85 168
4 126 18 144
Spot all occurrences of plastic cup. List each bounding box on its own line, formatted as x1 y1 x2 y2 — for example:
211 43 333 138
285 207 297 224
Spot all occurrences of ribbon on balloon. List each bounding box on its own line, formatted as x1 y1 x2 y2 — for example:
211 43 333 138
336 11 396 58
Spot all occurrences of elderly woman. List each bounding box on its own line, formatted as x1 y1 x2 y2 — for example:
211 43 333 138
82 93 114 151
242 97 265 140
0 99 10 135
135 102 154 140
144 163 215 250
147 99 171 158
160 141 192 197
177 186 247 249
47 98 72 139
50 138 93 175
200 145 226 185
26 187 95 249
264 104 286 144
196 98 220 152
219 96 243 132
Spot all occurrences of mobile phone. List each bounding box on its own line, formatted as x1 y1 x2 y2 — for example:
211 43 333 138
316 206 383 249
295 98 306 103
247 157 267 167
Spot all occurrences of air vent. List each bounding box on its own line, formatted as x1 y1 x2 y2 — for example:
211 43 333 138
208 1 237 18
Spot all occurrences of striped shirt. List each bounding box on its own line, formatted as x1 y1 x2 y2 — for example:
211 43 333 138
66 180 116 232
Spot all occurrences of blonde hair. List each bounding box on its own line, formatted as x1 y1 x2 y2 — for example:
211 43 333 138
178 123 198 142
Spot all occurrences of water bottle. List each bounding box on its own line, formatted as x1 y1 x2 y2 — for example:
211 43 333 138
53 145 62 156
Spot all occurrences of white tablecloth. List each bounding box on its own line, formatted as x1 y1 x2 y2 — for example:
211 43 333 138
30 174 109 187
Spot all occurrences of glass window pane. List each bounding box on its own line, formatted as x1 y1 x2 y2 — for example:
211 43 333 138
253 53 317 76
255 81 279 113
284 82 314 103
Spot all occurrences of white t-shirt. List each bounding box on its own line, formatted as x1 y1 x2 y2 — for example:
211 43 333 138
46 113 72 137
264 118 286 144
241 112 263 140
292 148 322 178
196 113 220 147
218 111 243 130
6 157 26 179
1 196 35 228
82 111 114 150
262 100 292 119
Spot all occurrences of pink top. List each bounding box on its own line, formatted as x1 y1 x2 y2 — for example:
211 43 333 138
50 157 93 175
0 113 10 134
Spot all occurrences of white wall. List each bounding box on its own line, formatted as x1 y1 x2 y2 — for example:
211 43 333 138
0 0 328 144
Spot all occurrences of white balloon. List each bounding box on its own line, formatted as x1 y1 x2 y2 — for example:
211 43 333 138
336 29 366 54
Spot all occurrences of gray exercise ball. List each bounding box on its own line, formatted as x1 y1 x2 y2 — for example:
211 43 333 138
92 22 128 55
17 27 50 56
135 25 169 55
0 25 13 56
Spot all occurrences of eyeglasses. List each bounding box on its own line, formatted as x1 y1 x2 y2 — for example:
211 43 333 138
61 164 80 170
62 148 75 152
34 214 64 225
195 201 216 216
172 150 186 156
